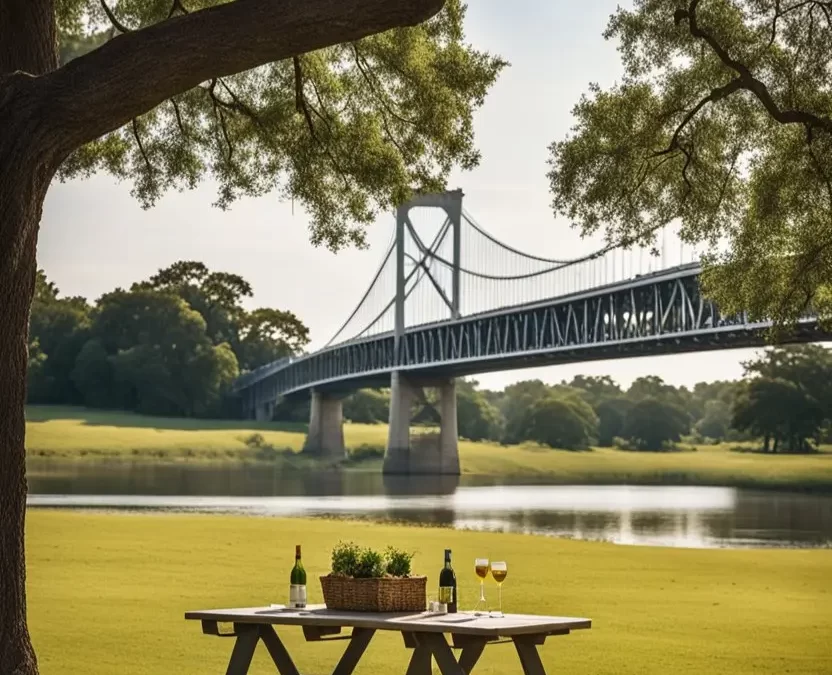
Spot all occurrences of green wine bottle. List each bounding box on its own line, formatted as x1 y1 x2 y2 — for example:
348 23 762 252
289 544 307 609
438 548 457 613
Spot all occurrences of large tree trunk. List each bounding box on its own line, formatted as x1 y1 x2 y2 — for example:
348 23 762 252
0 81 59 673
0 2 58 673
0 101 52 675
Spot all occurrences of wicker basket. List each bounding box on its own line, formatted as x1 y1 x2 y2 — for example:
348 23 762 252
320 575 427 612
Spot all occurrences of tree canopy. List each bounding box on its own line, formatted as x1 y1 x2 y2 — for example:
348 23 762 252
548 0 831 330
28 264 310 416
525 393 599 450
623 397 691 451
55 0 506 250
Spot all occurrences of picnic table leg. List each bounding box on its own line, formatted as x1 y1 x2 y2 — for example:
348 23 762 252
457 641 486 674
331 627 376 675
224 624 260 675
512 636 548 675
415 633 475 675
259 625 301 675
405 646 431 675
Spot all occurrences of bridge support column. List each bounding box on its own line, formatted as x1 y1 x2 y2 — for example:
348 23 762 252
383 372 417 474
254 400 272 422
302 391 346 459
383 373 459 475
437 379 460 475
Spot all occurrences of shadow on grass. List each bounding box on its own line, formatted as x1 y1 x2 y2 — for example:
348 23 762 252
729 444 821 456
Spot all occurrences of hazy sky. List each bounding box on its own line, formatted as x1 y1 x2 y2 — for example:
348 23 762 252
38 0 766 390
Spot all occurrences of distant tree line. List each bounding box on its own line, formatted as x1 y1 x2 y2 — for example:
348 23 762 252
277 345 832 454
28 263 309 417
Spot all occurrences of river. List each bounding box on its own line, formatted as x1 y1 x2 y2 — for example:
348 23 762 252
26 460 832 549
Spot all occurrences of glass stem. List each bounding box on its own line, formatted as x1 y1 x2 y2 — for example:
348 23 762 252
498 584 503 615
480 581 485 602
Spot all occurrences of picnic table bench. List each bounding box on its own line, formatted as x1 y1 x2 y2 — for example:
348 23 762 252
185 604 591 675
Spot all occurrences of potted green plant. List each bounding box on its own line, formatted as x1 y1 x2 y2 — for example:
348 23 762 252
320 542 426 612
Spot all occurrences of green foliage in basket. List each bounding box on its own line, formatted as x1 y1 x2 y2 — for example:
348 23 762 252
331 541 362 577
385 546 414 577
329 541 416 578
354 548 385 579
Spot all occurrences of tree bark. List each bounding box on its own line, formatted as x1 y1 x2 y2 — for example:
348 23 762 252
1 3 59 673
0 0 57 75
0 80 56 675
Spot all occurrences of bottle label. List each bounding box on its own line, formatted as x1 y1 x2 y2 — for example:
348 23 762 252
289 584 307 609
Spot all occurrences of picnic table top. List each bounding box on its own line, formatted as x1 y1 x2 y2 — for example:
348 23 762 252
185 604 591 638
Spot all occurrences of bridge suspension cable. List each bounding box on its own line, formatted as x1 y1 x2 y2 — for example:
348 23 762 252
325 234 396 346
323 195 703 346
351 218 452 340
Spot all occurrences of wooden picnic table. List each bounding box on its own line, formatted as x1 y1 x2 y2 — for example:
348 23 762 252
185 604 591 675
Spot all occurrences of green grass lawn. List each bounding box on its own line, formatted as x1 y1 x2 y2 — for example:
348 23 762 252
27 510 832 675
25 405 832 490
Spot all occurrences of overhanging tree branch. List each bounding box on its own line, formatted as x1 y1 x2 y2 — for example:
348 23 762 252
292 55 351 189
352 44 417 125
170 97 187 138
206 80 234 163
293 56 318 142
676 0 832 135
131 118 153 174
46 0 446 153
652 78 744 158
168 0 189 19
100 0 133 34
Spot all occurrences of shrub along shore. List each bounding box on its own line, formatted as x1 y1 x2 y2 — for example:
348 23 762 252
26 511 832 675
25 406 832 491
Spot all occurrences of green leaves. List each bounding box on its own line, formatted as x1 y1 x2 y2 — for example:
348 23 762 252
549 0 832 329
57 0 506 252
525 393 599 451
330 541 362 577
622 397 690 451
384 546 414 577
329 541 415 578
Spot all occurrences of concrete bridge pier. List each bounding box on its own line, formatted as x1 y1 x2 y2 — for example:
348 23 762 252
383 373 460 475
302 390 346 459
254 400 273 422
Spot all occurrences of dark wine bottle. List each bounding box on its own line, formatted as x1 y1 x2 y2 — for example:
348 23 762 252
289 544 307 609
438 548 457 613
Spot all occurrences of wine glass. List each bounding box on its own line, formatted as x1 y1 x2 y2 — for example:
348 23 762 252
474 558 489 615
490 561 507 617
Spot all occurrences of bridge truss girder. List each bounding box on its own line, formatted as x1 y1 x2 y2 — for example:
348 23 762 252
238 269 825 408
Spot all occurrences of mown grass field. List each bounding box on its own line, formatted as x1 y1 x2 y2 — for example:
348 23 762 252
27 510 832 675
25 405 832 490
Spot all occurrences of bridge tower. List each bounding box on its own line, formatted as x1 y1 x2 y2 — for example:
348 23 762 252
383 190 463 475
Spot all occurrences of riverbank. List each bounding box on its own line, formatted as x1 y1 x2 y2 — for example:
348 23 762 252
27 510 832 674
26 405 832 491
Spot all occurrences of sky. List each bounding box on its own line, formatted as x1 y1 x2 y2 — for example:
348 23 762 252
38 0 767 391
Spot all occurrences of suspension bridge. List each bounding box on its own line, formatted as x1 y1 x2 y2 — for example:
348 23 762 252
235 190 824 475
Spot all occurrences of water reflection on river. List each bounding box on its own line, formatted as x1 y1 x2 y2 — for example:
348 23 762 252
26 460 832 549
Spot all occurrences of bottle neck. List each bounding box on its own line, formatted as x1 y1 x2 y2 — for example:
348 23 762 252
444 551 452 568
295 545 302 563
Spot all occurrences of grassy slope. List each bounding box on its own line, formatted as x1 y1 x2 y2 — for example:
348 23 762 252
27 511 832 675
25 405 832 489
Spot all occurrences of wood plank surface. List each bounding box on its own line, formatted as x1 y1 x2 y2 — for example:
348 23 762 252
185 605 591 638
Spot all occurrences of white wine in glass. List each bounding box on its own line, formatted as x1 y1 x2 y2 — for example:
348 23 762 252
490 561 507 617
474 558 489 614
